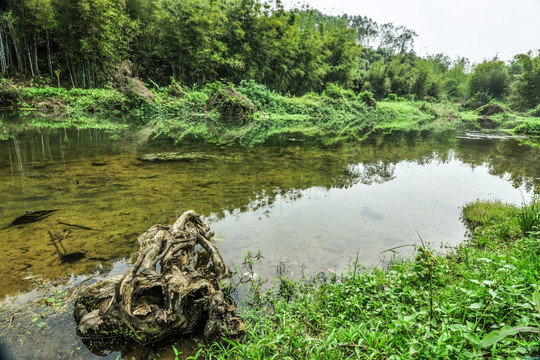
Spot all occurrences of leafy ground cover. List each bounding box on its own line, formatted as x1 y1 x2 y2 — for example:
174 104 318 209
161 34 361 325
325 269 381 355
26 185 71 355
181 196 540 359
2 80 540 146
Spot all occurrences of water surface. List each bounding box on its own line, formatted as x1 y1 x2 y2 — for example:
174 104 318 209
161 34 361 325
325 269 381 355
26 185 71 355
0 123 539 359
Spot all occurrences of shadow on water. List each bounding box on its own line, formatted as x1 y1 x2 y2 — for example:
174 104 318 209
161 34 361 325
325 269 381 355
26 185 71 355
1 114 540 359
7 209 58 226
48 230 87 263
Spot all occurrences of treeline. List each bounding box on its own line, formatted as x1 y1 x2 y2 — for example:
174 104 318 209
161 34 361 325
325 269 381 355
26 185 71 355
0 0 360 94
0 0 539 111
359 52 540 111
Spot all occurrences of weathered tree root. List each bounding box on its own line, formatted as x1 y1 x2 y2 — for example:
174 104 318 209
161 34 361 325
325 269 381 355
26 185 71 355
74 210 245 344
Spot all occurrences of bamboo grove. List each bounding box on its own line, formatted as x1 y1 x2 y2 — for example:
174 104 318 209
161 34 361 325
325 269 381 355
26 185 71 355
0 0 539 111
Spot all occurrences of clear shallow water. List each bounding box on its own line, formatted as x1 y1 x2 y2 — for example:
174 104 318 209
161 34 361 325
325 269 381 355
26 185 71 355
213 155 529 276
0 124 539 359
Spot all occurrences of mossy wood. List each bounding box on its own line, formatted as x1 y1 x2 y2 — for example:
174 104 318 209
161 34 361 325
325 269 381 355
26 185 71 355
73 210 245 344
139 152 220 162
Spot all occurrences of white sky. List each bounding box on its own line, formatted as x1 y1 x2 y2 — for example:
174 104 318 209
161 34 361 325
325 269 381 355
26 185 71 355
283 0 540 64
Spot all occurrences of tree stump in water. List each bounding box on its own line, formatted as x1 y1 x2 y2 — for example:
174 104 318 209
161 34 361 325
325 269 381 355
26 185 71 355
73 210 245 344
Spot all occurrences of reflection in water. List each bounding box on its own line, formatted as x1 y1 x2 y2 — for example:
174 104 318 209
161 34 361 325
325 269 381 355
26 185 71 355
0 125 539 359
0 127 539 298
12 135 27 198
351 161 396 185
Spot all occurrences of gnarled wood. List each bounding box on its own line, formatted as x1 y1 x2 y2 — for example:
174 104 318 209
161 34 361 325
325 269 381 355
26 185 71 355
74 210 244 344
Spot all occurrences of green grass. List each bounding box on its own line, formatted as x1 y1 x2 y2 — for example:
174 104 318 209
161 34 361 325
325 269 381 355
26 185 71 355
181 198 540 359
514 118 540 136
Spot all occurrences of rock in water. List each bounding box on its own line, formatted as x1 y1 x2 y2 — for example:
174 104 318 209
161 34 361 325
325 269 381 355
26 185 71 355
73 210 245 344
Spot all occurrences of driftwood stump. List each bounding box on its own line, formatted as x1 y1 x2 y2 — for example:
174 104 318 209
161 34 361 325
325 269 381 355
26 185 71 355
74 210 245 344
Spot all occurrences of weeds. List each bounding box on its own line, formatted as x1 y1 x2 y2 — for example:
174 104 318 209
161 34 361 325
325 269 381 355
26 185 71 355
518 194 540 234
229 250 267 306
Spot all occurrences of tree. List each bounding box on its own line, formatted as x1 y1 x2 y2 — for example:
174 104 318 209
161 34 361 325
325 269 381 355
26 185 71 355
410 59 443 100
51 0 136 87
153 0 227 84
386 56 413 96
510 53 540 110
443 57 469 101
320 15 361 87
363 60 390 99
468 58 510 100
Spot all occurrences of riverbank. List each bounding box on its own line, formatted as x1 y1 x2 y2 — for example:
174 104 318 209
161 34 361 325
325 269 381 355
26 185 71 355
193 198 540 359
2 80 539 145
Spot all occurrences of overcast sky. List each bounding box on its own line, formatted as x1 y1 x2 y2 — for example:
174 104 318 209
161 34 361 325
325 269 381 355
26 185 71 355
283 0 540 63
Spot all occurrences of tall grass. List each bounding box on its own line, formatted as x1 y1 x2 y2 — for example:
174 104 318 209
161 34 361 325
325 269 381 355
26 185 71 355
518 195 540 234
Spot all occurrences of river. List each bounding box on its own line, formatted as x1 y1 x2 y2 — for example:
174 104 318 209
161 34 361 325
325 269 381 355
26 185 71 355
0 120 538 359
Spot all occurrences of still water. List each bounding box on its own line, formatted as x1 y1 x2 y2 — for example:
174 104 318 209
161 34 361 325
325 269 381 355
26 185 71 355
0 124 539 359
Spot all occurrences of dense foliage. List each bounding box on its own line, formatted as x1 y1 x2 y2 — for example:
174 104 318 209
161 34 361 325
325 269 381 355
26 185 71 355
0 0 539 110
0 0 360 93
510 54 540 111
468 59 510 102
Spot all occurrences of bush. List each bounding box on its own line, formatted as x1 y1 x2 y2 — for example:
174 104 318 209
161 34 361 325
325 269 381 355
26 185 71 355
24 86 68 99
465 90 493 110
515 121 540 136
166 78 186 98
237 80 282 111
527 104 540 117
323 83 356 101
358 90 376 107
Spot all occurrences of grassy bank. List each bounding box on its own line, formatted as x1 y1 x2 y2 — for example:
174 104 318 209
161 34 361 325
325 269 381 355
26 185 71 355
184 197 540 359
6 79 538 146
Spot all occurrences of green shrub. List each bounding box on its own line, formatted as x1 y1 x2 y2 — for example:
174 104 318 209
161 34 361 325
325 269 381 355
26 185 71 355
323 83 356 101
166 78 186 98
466 90 493 110
358 90 376 107
184 91 208 109
526 104 540 117
515 121 540 136
24 87 68 99
518 196 540 234
237 80 283 111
